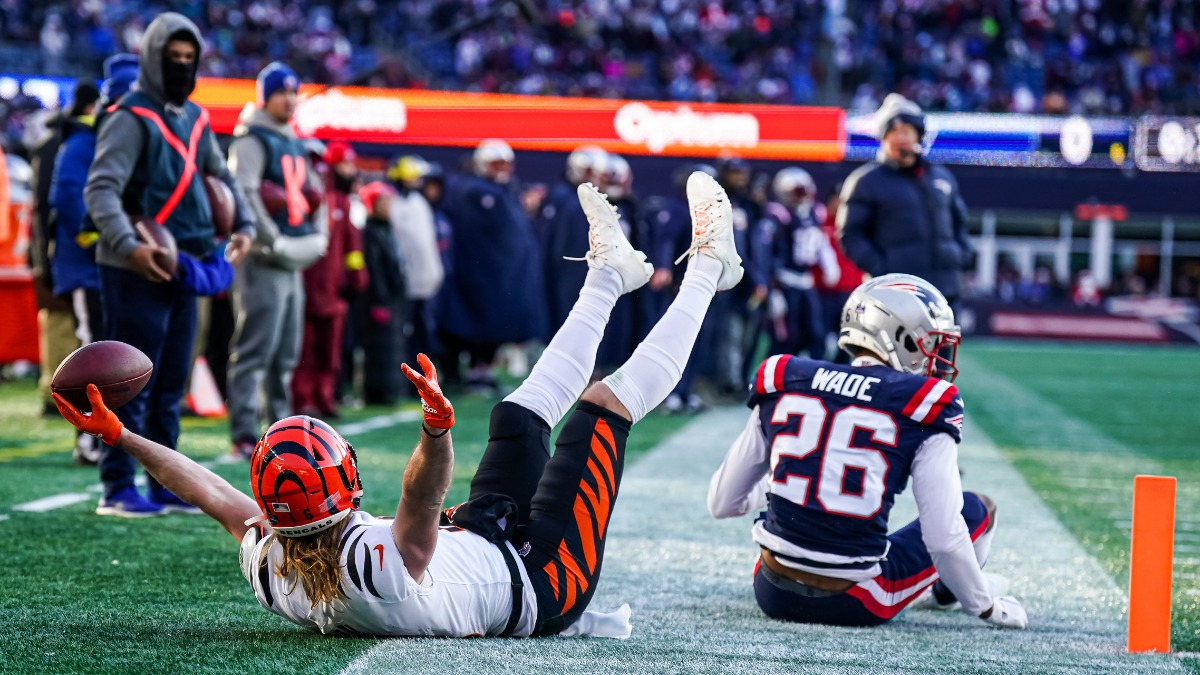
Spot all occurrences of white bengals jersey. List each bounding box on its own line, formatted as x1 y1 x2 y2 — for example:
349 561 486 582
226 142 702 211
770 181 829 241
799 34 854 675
239 510 538 637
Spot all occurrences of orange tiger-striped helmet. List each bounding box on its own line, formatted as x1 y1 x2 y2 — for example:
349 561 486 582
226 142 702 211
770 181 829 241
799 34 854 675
249 416 362 537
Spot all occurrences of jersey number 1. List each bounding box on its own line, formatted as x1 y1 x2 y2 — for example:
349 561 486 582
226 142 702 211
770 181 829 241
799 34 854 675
769 393 897 518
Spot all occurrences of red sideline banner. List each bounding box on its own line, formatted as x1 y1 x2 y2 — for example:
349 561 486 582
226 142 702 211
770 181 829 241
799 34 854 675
192 78 846 161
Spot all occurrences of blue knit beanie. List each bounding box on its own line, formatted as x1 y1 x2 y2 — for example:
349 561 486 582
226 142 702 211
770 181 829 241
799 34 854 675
256 62 300 106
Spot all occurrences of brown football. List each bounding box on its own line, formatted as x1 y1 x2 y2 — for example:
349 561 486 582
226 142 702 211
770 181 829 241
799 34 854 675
51 341 153 412
260 180 288 217
133 216 178 277
302 184 323 214
205 174 235 237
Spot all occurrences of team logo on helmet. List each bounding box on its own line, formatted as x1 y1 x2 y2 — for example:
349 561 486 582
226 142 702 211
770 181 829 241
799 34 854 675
249 416 363 537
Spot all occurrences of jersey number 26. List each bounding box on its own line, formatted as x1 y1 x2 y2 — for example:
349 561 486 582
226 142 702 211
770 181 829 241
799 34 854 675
769 393 897 518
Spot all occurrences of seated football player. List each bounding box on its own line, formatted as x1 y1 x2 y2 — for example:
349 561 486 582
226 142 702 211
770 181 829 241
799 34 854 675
55 172 745 638
708 274 1028 629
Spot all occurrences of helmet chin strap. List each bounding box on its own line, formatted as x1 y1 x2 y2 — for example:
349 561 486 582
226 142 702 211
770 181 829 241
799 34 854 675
875 329 907 373
244 514 269 528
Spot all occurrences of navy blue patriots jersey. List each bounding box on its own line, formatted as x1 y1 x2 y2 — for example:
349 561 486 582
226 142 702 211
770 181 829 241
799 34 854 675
747 354 964 573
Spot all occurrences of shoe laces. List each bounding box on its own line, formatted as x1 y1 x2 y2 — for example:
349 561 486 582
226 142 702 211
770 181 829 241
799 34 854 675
673 197 723 265
564 188 621 264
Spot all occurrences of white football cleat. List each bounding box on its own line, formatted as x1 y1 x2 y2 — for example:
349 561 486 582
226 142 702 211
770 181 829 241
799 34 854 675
569 182 652 294
674 171 744 291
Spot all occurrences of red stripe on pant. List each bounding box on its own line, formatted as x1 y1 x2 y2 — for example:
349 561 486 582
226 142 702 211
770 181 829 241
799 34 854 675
848 510 992 619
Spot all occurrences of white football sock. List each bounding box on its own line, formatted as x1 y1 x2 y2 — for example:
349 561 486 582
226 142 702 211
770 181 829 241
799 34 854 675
602 254 721 424
973 515 995 566
505 266 622 427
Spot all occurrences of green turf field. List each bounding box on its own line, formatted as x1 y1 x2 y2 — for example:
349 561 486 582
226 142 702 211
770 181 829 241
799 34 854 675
0 341 1195 674
0 385 687 674
957 341 1200 664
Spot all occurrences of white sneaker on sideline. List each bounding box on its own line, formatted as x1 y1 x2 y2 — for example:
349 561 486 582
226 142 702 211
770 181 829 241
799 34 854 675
675 171 743 291
570 182 653 294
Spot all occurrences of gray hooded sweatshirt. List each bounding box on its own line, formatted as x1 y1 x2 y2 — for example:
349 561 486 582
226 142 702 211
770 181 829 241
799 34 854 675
227 105 328 270
83 12 254 270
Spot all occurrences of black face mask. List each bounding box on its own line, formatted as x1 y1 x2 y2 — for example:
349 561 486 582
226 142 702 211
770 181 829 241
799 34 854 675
333 171 357 194
162 58 197 105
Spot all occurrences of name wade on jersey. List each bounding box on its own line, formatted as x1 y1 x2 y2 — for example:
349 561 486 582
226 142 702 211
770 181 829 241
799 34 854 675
809 368 881 402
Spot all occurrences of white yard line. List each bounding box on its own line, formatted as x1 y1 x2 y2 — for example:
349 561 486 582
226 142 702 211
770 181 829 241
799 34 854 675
12 492 94 512
1 410 421 520
336 410 421 436
340 407 1180 675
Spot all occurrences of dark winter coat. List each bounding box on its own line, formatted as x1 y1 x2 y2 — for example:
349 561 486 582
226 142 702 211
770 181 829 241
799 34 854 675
837 158 973 299
439 174 544 344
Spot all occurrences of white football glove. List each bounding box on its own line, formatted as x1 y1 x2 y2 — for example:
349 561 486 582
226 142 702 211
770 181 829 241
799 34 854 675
767 290 788 319
982 595 1028 629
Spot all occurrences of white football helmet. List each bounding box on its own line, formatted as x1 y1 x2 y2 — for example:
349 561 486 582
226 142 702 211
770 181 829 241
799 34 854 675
772 167 817 208
838 273 961 381
566 145 608 185
603 154 632 199
473 138 515 183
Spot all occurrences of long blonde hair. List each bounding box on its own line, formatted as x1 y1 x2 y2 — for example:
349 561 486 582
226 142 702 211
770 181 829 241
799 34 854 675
277 519 350 607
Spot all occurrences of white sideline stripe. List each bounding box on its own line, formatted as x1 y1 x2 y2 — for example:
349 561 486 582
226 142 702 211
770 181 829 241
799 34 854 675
339 408 1181 674
0 410 420 519
336 409 420 435
0 514 8 522
12 492 93 512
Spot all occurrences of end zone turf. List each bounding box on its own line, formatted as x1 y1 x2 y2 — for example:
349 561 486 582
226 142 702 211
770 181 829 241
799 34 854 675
340 408 1181 675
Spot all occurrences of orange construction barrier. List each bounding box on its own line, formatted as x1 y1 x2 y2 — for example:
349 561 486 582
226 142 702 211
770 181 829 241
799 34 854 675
1127 475 1177 653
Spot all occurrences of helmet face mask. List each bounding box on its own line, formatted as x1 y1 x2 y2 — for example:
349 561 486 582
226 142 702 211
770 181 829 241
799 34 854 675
249 416 363 538
920 329 960 381
838 274 961 382
772 167 816 209
473 139 515 184
566 145 608 185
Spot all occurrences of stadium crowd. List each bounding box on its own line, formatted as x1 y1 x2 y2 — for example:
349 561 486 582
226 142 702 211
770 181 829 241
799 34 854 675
1 0 1198 115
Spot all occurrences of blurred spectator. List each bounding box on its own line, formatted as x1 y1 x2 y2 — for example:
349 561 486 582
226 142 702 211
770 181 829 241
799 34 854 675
28 81 93 419
539 145 608 341
293 140 367 419
838 94 973 311
227 62 328 457
647 163 716 414
438 139 545 393
386 154 445 370
762 166 839 360
716 156 767 387
1073 270 1103 307
358 180 406 405
5 1 1199 115
814 180 866 364
48 63 134 464
84 13 254 516
596 152 644 372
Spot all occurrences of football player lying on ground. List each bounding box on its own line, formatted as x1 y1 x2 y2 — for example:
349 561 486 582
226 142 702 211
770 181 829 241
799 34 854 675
708 274 1028 629
54 172 745 638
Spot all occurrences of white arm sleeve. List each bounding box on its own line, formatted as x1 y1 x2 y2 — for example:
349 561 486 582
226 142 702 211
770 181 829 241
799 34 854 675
911 433 993 617
708 408 771 519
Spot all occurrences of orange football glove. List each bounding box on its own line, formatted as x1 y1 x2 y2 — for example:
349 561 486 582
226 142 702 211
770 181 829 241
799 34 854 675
53 384 124 446
401 353 455 430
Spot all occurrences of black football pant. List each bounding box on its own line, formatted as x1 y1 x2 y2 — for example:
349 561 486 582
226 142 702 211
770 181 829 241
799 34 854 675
98 266 197 500
469 400 630 636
